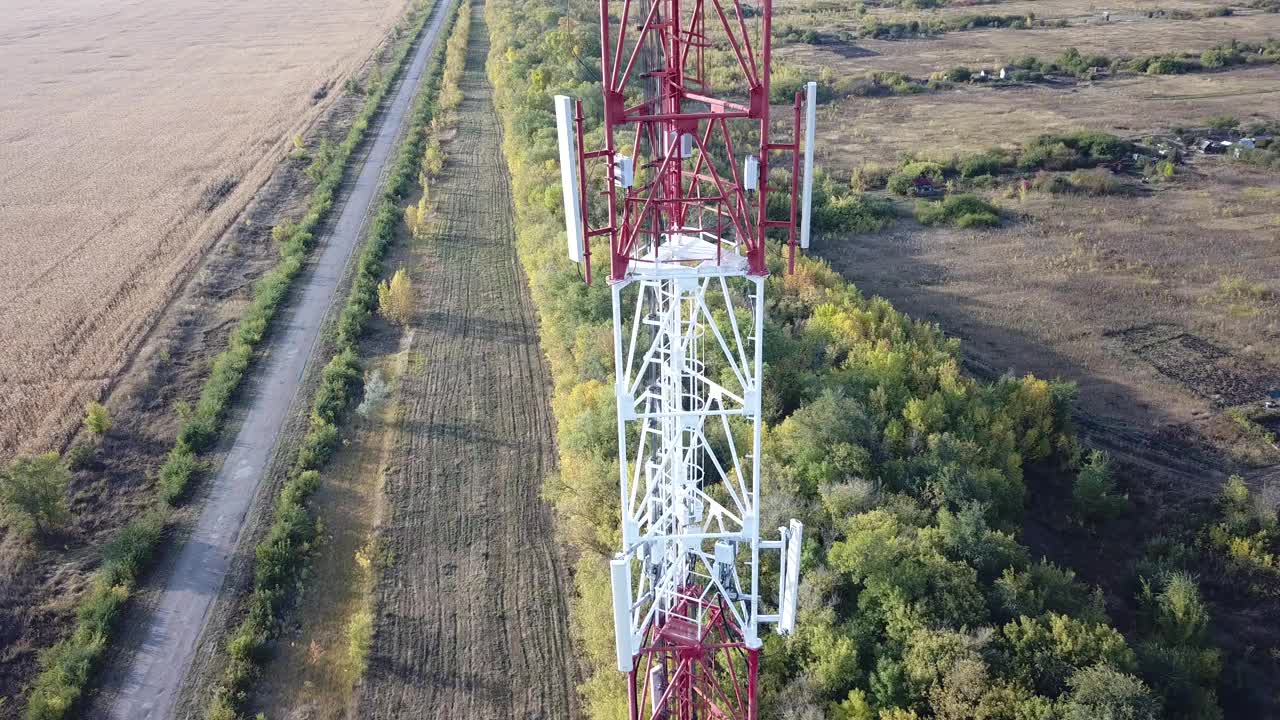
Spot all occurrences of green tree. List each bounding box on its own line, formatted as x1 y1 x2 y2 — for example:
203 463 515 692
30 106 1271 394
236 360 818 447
998 613 1136 695
929 657 990 720
1135 573 1222 720
831 689 876 720
1061 665 1161 720
1073 450 1126 523
84 401 112 436
0 453 71 537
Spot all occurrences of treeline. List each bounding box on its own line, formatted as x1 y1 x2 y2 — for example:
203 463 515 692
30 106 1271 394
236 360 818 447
777 12 1045 43
485 1 1224 719
204 2 468 718
16 4 441 719
847 131 1134 194
860 13 1050 39
993 40 1280 82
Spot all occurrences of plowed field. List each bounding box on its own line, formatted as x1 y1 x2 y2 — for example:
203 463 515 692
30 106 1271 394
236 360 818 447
356 4 580 716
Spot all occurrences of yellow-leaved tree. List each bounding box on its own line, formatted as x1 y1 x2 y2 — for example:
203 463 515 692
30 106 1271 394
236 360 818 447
377 267 413 325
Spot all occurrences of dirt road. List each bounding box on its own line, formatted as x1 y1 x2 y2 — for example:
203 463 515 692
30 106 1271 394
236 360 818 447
94 4 454 718
357 3 580 717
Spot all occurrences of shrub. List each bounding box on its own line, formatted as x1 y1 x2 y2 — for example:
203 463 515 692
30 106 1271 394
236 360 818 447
915 194 1001 227
887 161 945 195
83 402 112 436
1073 449 1127 522
1200 45 1244 69
1204 114 1239 130
1135 572 1222 717
0 453 71 538
346 608 375 676
1021 131 1132 171
313 348 362 425
65 443 95 471
158 445 201 505
377 267 414 325
818 193 897 233
1066 169 1129 196
852 162 892 191
958 151 1012 178
1055 48 1113 77
1141 55 1197 75
356 369 391 417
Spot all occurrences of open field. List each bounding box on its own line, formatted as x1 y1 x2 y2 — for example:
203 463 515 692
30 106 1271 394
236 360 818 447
0 0 412 460
814 65 1280 167
778 1 1280 76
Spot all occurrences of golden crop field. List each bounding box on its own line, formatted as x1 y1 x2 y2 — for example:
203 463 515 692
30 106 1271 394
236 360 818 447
0 0 411 458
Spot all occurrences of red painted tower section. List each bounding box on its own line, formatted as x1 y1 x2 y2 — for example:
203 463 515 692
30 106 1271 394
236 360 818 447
569 0 804 284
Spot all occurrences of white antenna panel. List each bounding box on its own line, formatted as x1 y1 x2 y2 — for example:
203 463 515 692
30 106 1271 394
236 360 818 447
554 95 586 263
744 155 759 192
778 519 803 635
614 155 634 188
610 555 635 671
799 81 817 250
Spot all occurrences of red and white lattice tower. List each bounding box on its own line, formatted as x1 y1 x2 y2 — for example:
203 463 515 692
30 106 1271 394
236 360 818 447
553 0 816 715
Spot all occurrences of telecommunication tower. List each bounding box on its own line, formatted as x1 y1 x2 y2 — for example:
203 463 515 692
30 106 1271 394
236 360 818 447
553 0 816 714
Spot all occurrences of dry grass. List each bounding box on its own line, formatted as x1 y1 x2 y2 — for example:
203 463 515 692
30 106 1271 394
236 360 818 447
812 65 1280 168
778 0 1280 76
0 0 412 460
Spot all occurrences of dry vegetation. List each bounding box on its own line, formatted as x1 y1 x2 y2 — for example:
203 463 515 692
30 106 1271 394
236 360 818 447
814 65 1280 168
0 0 414 460
777 0 1280 76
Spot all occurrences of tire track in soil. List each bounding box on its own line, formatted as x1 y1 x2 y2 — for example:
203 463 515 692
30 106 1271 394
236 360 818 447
358 3 580 718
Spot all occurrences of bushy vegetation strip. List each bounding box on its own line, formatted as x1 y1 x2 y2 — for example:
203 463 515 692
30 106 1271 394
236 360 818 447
18 4 440 719
973 39 1280 84
204 3 467 718
487 2 1229 718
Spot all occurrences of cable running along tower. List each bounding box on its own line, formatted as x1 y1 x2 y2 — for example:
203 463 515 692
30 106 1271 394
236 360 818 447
554 0 816 714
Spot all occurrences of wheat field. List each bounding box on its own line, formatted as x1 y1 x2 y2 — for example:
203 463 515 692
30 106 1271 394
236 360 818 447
0 0 411 458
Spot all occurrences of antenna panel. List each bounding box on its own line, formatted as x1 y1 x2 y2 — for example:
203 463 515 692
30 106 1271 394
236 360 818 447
554 95 586 263
799 81 817 250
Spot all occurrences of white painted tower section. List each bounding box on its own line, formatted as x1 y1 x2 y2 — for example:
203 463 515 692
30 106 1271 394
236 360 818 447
606 230 803 668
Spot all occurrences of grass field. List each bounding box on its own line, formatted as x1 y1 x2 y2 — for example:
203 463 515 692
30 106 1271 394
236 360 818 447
0 0 412 460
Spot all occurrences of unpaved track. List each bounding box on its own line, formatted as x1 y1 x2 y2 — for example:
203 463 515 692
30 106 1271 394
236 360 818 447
98 4 453 718
359 4 579 717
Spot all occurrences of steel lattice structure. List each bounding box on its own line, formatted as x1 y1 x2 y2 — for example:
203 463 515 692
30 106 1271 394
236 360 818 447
554 0 815 715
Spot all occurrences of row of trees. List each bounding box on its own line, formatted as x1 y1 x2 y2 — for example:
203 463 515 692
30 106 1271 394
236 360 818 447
484 2 1224 718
